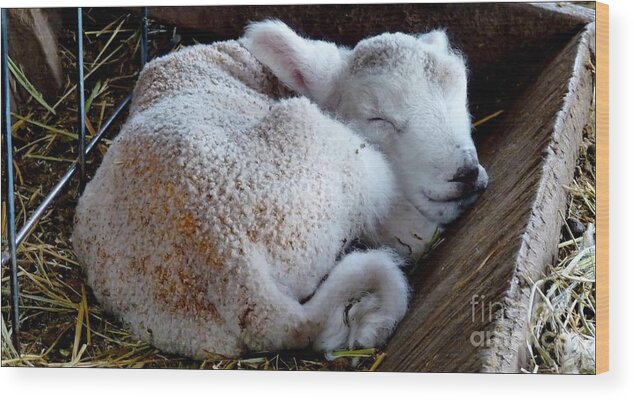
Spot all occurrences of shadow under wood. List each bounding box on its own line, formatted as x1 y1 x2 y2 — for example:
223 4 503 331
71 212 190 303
142 3 594 372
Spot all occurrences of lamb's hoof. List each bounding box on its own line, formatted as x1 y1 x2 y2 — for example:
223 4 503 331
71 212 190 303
345 293 398 349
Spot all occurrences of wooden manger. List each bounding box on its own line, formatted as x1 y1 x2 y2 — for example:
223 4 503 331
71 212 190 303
145 2 596 373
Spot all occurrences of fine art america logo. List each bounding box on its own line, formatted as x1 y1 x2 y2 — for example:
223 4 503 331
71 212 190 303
470 294 505 348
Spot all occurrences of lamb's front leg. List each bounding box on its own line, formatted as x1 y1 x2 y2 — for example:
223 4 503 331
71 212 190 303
304 249 409 351
236 248 408 353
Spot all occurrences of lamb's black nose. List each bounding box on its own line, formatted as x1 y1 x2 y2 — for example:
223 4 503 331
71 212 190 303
451 164 480 185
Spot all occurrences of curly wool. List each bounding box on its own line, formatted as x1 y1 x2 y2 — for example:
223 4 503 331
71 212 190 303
72 41 395 358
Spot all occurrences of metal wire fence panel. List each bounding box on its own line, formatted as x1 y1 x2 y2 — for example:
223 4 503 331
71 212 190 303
1 8 21 351
1 6 151 351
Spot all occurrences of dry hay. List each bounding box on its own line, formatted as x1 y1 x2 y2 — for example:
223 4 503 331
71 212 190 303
523 91 597 374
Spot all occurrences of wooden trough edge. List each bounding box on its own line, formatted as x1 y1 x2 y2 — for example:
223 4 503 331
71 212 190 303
480 23 596 373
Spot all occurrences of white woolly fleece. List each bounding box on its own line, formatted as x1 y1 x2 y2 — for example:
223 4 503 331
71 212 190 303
72 41 401 358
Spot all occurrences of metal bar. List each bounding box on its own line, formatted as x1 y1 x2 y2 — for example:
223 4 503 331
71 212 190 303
0 35 181 269
1 8 21 352
141 7 149 67
0 9 179 353
0 94 132 268
76 8 86 187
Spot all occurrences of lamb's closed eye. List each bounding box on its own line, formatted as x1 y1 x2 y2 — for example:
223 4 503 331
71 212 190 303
367 117 399 133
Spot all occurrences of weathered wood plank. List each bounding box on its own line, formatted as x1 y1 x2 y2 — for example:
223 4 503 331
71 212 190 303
7 9 63 107
146 3 591 71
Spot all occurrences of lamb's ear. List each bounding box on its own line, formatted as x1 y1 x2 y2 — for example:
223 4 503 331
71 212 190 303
417 29 450 53
242 20 346 104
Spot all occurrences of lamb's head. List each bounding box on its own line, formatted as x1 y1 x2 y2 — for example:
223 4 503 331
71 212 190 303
243 21 488 225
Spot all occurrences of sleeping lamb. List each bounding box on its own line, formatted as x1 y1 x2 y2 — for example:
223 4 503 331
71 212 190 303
72 20 488 359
